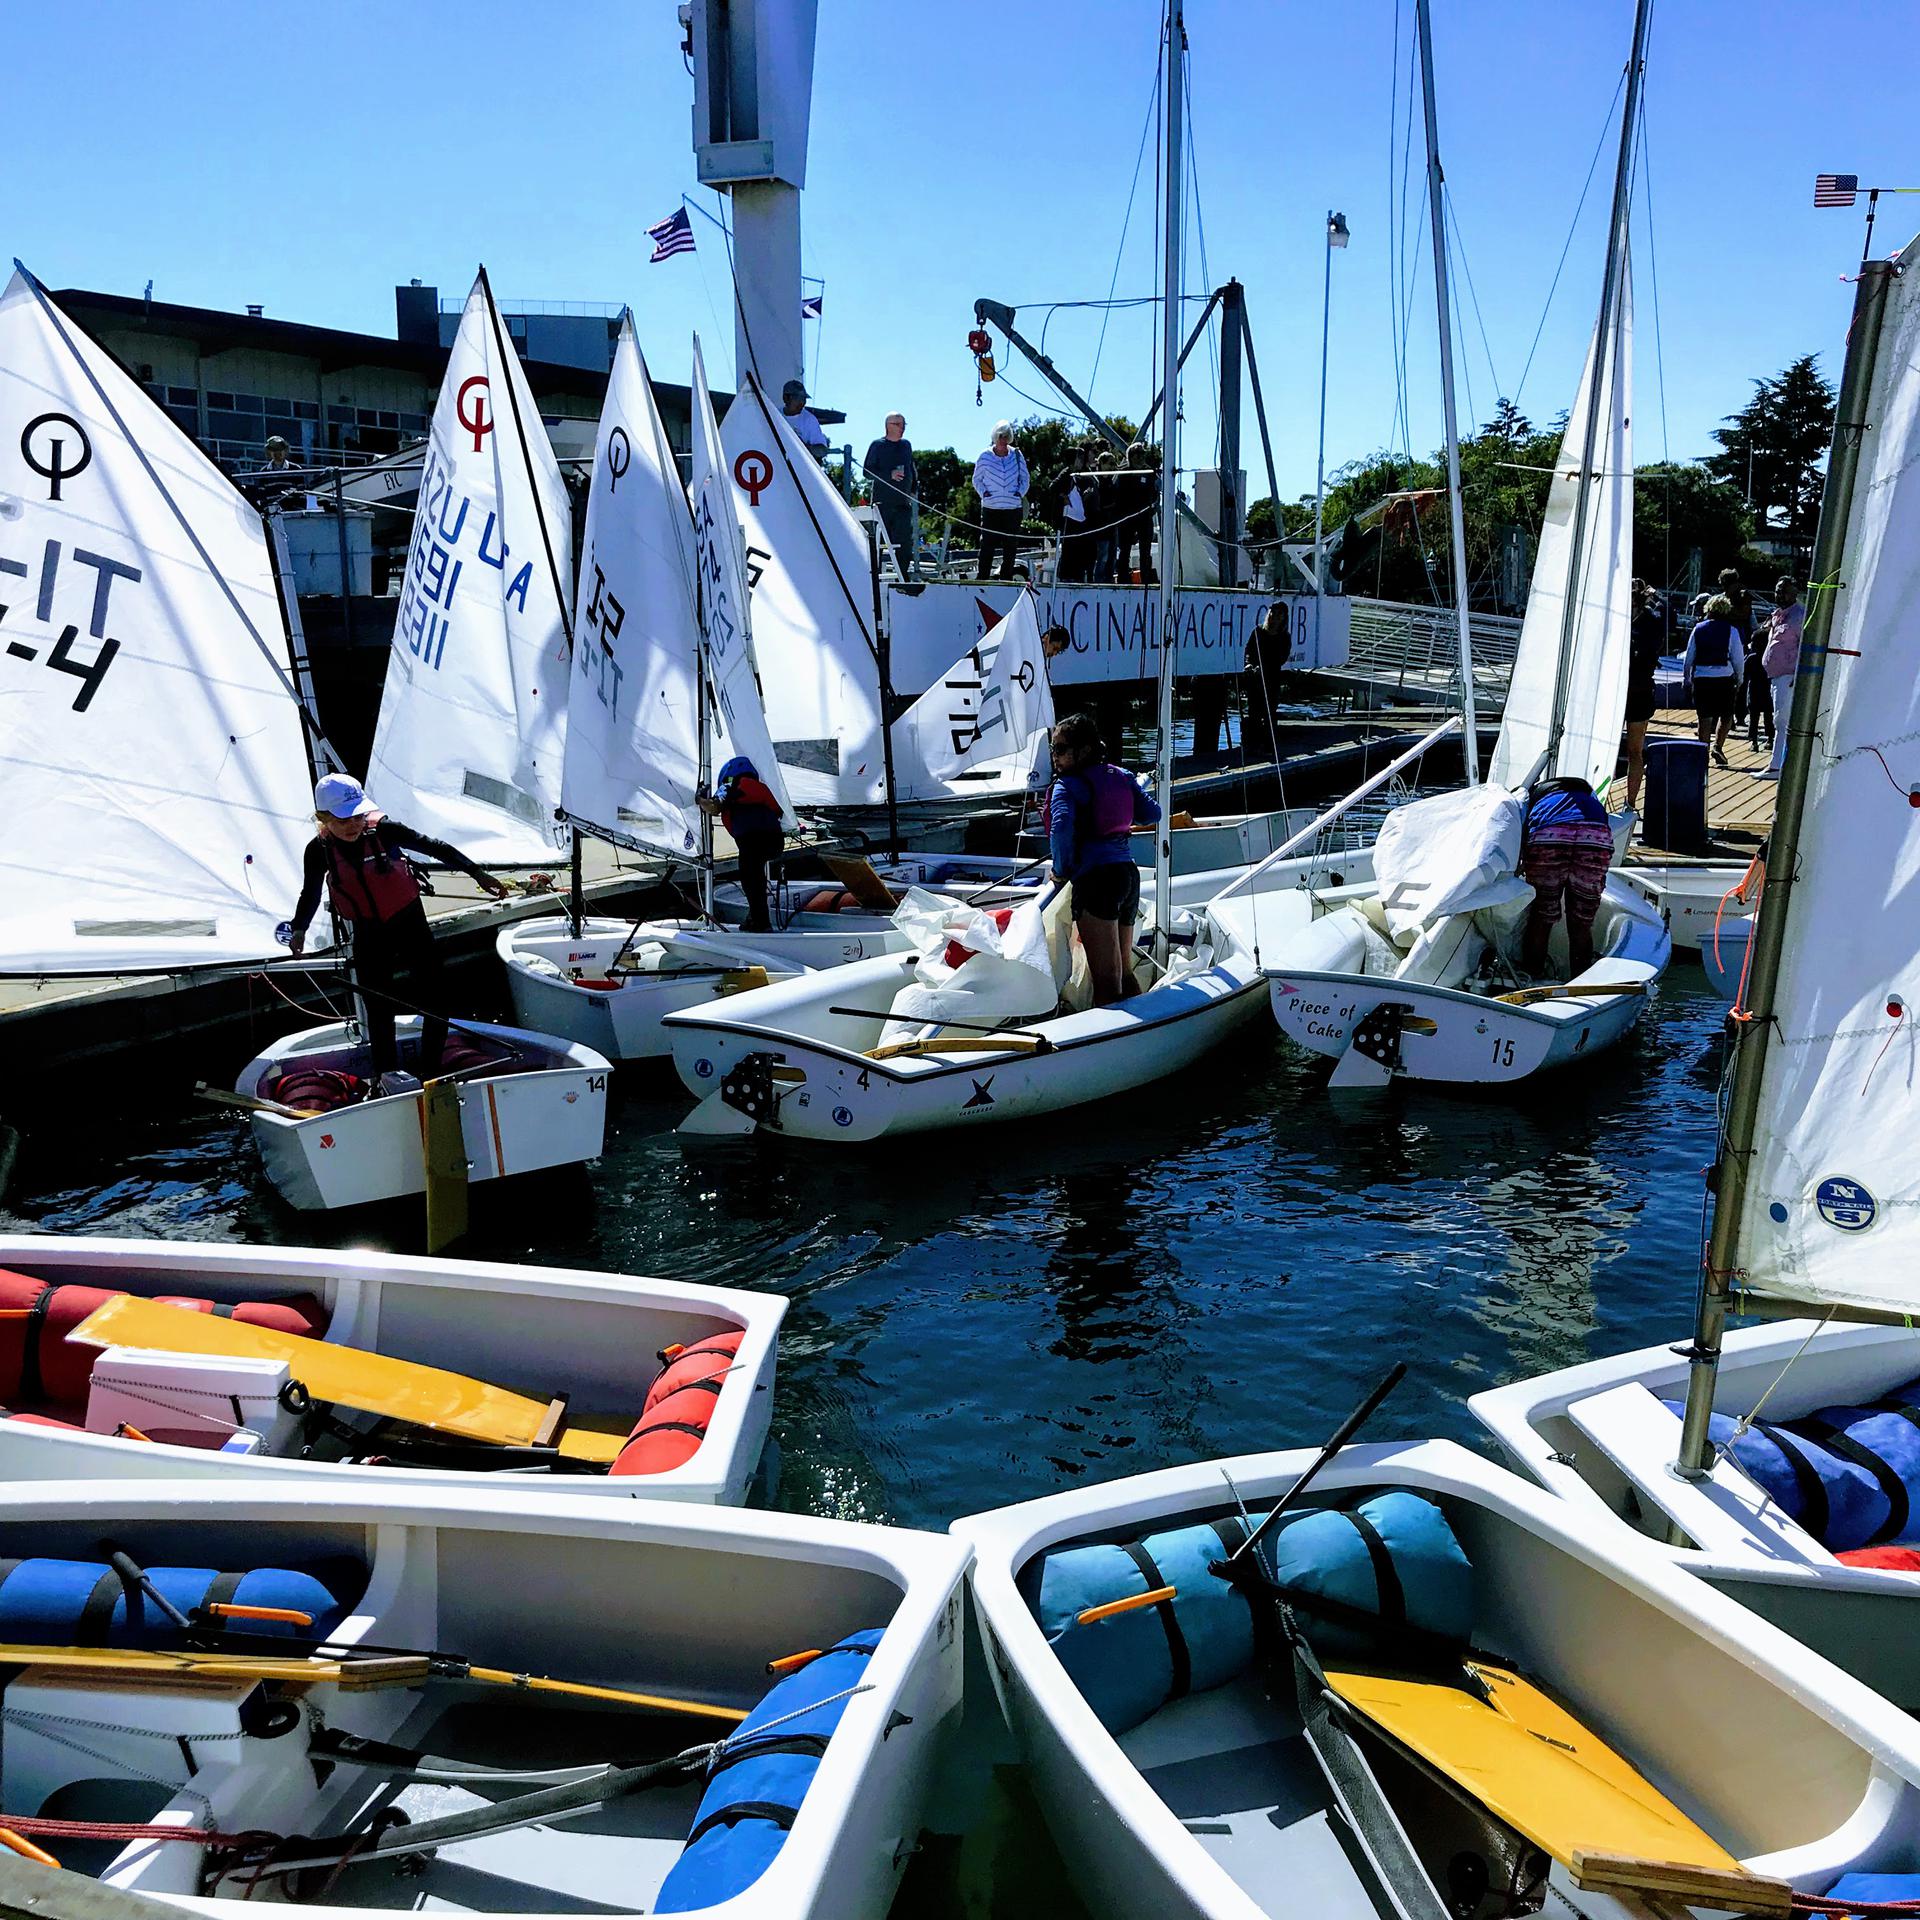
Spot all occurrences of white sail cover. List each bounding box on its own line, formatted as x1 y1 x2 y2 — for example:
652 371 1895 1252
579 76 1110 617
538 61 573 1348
1736 235 1920 1312
0 267 321 971
560 317 702 859
691 340 792 819
720 376 886 807
1488 250 1633 795
896 587 1054 798
369 271 572 863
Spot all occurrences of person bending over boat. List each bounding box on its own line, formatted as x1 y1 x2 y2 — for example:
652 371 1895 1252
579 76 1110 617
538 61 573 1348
287 774 508 1087
1517 776 1614 980
701 756 787 934
1045 712 1162 1006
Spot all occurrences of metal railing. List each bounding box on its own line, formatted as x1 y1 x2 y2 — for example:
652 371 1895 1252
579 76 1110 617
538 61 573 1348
1340 596 1523 706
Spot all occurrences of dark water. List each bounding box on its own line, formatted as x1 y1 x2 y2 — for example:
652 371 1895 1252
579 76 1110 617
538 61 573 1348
0 967 1731 1911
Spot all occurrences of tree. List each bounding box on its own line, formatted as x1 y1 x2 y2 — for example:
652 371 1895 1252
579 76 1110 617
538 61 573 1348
1632 462 1752 591
1705 353 1835 548
1479 397 1534 444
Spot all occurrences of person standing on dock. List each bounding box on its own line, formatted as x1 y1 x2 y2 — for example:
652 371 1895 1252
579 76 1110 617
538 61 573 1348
1621 578 1663 811
1088 450 1120 582
286 775 509 1088
862 414 917 576
1518 776 1614 980
1683 593 1745 767
1054 452 1096 583
973 423 1030 580
700 757 788 933
1757 577 1805 781
1112 443 1158 585
782 380 828 463
1045 712 1162 1006
1241 604 1293 764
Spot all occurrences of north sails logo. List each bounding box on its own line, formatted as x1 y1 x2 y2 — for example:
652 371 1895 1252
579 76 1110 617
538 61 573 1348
963 1076 996 1110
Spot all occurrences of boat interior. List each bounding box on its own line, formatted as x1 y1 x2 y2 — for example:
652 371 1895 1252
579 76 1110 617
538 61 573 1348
0 1504 906 1913
1013 1479 1914 1919
0 1249 757 1483
503 917 787 990
253 1022 583 1115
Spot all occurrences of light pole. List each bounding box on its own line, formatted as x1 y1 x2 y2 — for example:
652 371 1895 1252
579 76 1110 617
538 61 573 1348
1312 211 1349 603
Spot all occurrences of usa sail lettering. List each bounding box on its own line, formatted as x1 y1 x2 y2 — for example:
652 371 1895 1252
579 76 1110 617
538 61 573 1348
579 550 626 716
396 449 537 670
0 534 132 712
693 486 748 736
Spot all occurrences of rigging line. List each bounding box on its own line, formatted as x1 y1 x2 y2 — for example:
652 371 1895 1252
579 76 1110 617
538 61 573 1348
1446 193 1505 405
1182 59 1219 456
1637 55 1670 466
1512 67 1627 409
16 263 339 760
1091 59 1163 400
1392 7 1422 458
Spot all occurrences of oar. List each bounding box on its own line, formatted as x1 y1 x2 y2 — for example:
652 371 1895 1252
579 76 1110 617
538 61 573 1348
829 1007 1055 1052
1492 980 1645 1007
1225 1362 1409 1567
193 1082 322 1120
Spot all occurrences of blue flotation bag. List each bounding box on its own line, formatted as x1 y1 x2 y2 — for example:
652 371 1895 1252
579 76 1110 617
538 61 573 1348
1036 1516 1257 1735
655 1628 881 1915
1666 1383 1920 1552
1260 1490 1474 1662
1823 1875 1920 1916
0 1557 353 1648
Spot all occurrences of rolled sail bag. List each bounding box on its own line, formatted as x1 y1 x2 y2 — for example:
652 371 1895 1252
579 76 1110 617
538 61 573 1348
1035 1517 1256 1735
655 1628 881 1914
1671 1388 1920 1552
1260 1490 1474 1663
0 1557 353 1648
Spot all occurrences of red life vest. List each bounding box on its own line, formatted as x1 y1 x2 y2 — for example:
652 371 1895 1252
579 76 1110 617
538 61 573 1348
609 1330 744 1477
320 815 422 924
720 775 784 839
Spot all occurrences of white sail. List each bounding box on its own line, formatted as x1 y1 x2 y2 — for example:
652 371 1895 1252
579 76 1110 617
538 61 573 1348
1488 249 1633 795
691 341 792 819
1736 235 1920 1313
368 271 572 863
560 316 703 860
896 587 1054 796
0 267 321 972
720 376 887 808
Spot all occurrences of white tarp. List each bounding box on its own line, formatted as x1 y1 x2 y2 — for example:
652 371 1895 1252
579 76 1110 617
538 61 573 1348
1371 784 1525 940
368 270 572 863
691 339 792 820
881 886 1062 1042
0 267 321 971
720 376 887 808
894 587 1054 801
1488 249 1633 796
1738 233 1920 1313
560 316 703 860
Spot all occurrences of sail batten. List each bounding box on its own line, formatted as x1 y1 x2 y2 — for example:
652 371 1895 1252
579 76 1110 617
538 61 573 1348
0 268 321 972
1733 235 1920 1312
367 271 572 863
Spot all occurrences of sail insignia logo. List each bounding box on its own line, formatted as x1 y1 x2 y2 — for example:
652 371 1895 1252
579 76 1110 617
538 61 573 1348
1815 1177 1876 1233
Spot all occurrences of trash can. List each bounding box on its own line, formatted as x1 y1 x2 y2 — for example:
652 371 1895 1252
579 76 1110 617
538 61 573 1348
1642 738 1709 853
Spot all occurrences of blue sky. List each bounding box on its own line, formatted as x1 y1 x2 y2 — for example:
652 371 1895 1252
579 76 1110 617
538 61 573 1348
7 2 1911 503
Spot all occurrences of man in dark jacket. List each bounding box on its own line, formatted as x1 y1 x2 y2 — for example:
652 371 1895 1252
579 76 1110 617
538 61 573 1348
862 414 916 576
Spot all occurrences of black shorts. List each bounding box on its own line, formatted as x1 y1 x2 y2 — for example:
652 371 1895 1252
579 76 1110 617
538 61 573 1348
1072 862 1141 923
1623 684 1657 724
1692 676 1738 719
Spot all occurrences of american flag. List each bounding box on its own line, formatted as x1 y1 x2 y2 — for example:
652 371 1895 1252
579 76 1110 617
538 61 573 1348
801 292 823 320
647 207 696 262
1814 174 1859 208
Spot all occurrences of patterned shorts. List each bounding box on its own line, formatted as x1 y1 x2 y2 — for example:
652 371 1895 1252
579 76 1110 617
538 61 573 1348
1521 825 1614 926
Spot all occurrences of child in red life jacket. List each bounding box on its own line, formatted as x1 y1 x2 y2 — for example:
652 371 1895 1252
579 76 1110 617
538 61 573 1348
1045 712 1161 1005
700 756 787 933
287 774 508 1084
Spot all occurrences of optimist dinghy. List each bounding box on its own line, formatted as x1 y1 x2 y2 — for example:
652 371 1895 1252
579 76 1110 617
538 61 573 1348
237 1016 609 1212
0 1234 780 1505
1473 231 1920 1707
0 1476 968 1918
955 1434 1920 1920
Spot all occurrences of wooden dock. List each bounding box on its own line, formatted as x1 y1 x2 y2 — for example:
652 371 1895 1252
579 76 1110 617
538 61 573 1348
1631 712 1779 861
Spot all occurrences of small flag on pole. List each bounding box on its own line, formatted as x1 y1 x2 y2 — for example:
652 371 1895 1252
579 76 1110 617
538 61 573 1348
647 207 697 262
1814 174 1860 208
801 292 823 320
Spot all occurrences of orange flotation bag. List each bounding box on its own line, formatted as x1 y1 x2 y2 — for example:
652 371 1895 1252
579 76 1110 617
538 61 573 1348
608 1330 744 1477
0 1269 328 1413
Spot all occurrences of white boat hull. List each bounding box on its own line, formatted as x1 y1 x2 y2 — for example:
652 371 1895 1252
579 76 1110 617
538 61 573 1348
497 915 832 1061
0 1477 969 1918
955 1437 1920 1920
1471 1321 1920 1705
663 932 1267 1143
239 1017 609 1210
1265 875 1670 1084
0 1235 783 1504
1617 861 1756 954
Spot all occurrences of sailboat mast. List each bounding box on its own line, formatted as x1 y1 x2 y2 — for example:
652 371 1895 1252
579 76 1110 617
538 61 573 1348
1543 0 1649 776
695 542 716 922
1673 255 1897 1480
1415 0 1478 785
1151 0 1185 957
